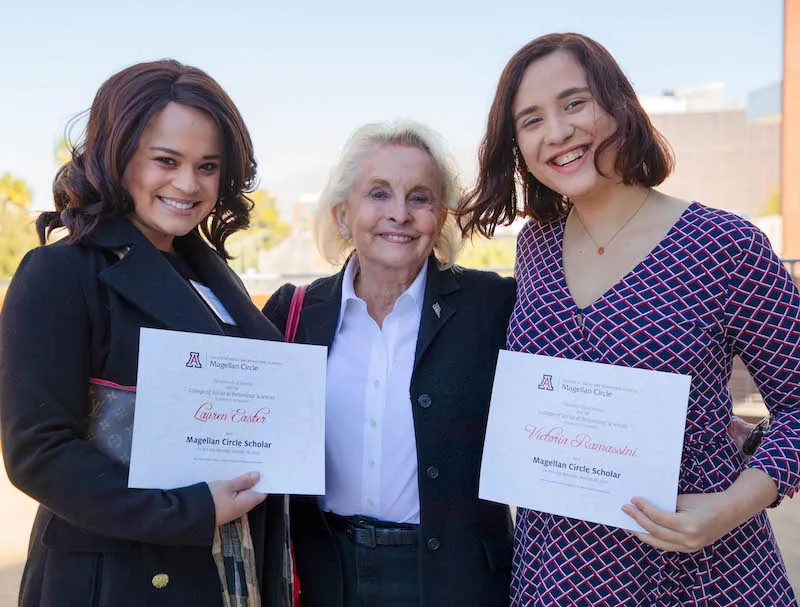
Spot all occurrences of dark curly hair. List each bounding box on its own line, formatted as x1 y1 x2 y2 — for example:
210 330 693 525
459 33 674 238
38 59 257 257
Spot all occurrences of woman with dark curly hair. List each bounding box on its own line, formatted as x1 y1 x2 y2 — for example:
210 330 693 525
0 60 288 607
460 33 800 606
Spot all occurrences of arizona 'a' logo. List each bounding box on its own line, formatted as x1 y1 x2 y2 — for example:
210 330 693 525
186 352 203 368
538 374 554 391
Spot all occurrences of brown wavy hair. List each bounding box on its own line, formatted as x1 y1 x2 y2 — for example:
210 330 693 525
458 33 674 238
38 59 257 257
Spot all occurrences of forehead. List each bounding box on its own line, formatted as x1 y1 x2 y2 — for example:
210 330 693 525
512 50 588 110
356 144 443 190
140 102 221 151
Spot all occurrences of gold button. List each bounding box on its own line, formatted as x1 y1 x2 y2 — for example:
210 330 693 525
151 573 169 589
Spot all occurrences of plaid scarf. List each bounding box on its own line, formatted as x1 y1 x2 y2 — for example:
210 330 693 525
211 283 306 606
212 516 261 607
211 504 295 607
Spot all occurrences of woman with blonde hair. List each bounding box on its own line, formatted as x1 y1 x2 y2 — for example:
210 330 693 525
264 120 515 606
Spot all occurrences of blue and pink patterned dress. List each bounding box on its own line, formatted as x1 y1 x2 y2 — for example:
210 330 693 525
508 202 800 606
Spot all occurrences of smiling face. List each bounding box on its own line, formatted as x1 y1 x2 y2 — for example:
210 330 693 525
334 144 446 280
512 49 618 202
122 102 222 252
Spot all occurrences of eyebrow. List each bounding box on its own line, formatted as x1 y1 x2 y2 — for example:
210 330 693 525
513 86 591 123
367 179 437 194
149 146 220 160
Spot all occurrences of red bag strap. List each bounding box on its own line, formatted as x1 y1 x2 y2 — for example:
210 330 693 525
284 285 308 344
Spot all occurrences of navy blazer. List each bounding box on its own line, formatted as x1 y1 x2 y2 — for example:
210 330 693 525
0 218 286 607
264 256 516 607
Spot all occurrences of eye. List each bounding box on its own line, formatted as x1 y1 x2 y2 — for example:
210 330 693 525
521 116 542 129
199 162 219 172
408 192 431 205
369 188 390 201
566 99 586 111
155 156 177 167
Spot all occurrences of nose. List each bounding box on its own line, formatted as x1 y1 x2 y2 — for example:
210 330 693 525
544 114 575 146
172 166 201 195
385 196 411 224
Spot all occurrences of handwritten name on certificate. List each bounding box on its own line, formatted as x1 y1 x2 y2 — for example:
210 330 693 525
479 352 690 532
128 328 326 495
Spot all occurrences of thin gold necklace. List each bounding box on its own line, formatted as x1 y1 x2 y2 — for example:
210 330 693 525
571 189 652 255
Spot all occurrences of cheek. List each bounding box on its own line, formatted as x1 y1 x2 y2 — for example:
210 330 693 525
417 209 445 239
200 174 221 196
124 163 164 197
350 207 380 232
517 134 543 168
590 109 616 140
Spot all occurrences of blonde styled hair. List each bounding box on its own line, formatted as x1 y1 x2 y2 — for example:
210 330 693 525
314 120 464 269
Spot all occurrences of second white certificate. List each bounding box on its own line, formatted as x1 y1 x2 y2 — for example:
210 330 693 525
479 351 690 532
128 328 326 495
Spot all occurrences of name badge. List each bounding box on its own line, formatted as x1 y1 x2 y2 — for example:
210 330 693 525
190 280 237 326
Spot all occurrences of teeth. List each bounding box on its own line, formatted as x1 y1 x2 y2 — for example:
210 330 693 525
160 197 195 210
384 234 412 243
554 149 586 167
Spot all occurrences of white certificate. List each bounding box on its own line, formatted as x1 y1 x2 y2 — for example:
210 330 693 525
128 328 326 495
479 351 690 532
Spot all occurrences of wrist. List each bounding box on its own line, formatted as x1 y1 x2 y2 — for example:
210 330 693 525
721 468 779 526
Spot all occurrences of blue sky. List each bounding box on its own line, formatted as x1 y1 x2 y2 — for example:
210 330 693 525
0 0 784 211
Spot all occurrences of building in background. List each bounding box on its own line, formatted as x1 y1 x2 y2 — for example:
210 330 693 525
641 83 783 251
643 85 781 217
291 193 320 234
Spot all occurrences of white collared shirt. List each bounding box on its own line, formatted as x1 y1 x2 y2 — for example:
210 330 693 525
322 256 427 524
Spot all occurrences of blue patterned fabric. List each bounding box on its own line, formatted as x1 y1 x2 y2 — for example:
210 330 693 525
508 202 800 606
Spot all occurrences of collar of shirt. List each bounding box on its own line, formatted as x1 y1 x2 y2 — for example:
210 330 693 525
336 255 429 334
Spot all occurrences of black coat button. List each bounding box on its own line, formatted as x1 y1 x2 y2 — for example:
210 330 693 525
417 394 432 409
426 466 439 479
426 537 441 551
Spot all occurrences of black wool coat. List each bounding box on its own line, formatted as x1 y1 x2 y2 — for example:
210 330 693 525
0 218 286 607
263 256 516 607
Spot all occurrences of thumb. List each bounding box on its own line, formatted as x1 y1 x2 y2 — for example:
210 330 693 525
228 471 261 493
235 489 268 513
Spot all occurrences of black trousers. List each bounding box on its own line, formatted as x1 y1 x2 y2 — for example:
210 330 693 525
327 517 421 607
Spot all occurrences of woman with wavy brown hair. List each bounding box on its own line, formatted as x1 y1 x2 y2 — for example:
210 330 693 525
0 60 288 607
460 33 800 606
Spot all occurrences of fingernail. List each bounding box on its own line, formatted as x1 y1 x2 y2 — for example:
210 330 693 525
250 471 260 481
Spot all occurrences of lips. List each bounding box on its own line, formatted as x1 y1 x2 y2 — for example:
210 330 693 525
158 196 199 213
549 146 589 167
380 233 414 243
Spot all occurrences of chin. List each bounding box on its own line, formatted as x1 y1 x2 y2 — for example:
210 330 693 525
554 179 604 202
158 219 204 239
372 255 424 272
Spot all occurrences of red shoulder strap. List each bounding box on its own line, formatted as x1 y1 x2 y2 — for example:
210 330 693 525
284 285 308 344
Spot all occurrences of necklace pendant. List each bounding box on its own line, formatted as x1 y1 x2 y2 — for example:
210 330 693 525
597 246 605 255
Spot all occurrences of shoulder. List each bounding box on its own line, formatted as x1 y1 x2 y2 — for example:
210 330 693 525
262 273 340 330
517 216 562 244
3 241 110 329
681 203 777 264
262 283 297 331
10 240 107 287
450 266 515 295
444 266 516 320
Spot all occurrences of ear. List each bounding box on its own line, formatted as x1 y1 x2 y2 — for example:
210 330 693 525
332 204 351 240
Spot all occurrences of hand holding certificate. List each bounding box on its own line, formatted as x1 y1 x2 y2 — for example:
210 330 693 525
479 351 690 532
128 328 326 495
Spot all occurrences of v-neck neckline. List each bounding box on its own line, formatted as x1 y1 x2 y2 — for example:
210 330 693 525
557 201 700 313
